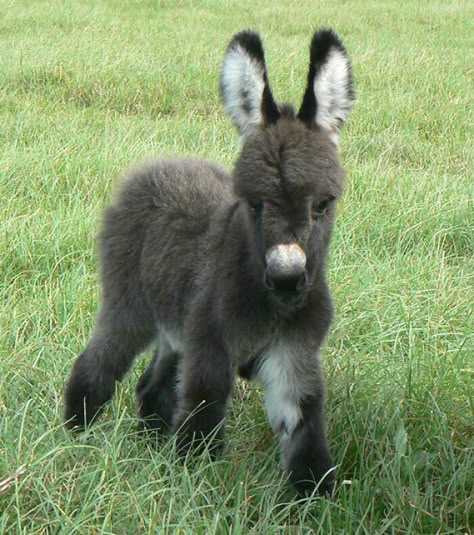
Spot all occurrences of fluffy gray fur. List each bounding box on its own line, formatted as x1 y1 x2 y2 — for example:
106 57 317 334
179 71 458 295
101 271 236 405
64 27 355 496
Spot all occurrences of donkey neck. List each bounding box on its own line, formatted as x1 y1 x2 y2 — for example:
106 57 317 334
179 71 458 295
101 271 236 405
226 202 266 292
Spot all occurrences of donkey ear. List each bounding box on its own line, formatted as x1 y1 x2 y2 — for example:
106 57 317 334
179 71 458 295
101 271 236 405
220 30 280 139
298 29 355 144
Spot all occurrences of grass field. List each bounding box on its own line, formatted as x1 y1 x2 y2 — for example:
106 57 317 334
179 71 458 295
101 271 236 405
1 0 473 532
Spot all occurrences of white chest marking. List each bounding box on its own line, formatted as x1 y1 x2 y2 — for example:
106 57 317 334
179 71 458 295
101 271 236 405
255 342 306 437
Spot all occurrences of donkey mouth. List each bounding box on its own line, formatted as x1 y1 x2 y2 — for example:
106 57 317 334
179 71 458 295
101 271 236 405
264 272 307 293
264 271 308 308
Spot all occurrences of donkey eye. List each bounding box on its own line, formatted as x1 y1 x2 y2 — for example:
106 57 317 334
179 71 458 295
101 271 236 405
248 199 263 213
312 196 335 219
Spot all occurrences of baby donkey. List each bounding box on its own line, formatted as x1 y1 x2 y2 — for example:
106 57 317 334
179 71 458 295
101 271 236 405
65 28 355 496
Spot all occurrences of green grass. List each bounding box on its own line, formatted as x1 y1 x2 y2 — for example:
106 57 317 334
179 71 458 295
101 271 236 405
1 0 473 532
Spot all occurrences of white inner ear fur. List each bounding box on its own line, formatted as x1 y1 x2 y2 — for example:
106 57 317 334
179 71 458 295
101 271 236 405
221 44 265 138
313 47 353 145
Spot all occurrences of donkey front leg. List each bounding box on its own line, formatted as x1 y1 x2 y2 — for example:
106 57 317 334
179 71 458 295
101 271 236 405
173 337 233 457
283 394 335 496
257 345 335 496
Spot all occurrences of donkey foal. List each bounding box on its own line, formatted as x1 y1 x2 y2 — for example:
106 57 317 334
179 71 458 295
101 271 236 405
64 28 355 496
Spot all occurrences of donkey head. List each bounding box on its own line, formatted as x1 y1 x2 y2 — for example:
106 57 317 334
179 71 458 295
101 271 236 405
221 29 354 305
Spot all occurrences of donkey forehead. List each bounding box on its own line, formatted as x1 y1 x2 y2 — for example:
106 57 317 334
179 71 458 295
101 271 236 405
234 118 344 199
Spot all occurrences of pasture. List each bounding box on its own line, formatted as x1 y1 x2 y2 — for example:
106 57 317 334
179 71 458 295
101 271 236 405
1 0 472 532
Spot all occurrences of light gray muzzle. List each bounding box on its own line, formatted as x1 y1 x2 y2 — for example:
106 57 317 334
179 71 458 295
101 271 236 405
264 243 307 293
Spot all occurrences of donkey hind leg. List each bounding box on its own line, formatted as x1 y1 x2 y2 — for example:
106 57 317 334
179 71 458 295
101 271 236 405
136 333 180 432
64 305 155 431
256 345 335 496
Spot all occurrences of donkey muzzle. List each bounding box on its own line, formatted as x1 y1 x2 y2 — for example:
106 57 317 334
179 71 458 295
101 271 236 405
264 243 307 294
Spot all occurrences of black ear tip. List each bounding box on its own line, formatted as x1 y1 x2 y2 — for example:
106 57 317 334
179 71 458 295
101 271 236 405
227 29 265 64
310 27 347 63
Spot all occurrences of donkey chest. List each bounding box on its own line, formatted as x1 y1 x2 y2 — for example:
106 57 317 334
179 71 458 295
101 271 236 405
224 319 278 367
254 340 316 437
